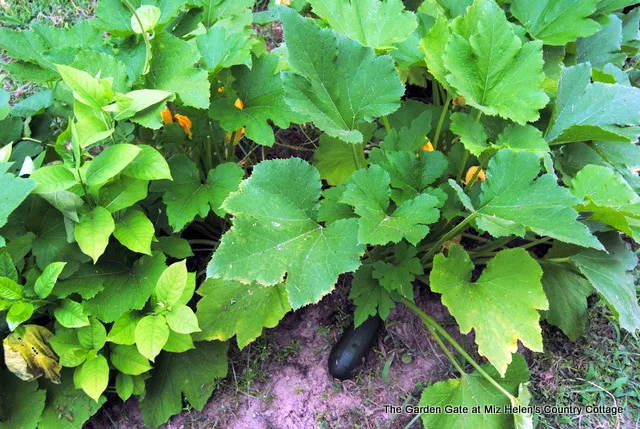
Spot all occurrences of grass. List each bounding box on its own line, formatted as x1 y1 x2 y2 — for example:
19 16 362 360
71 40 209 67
0 0 95 29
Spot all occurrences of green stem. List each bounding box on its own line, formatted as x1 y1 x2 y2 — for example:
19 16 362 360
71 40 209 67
546 257 571 263
382 116 392 133
421 213 477 263
427 324 466 376
462 233 490 243
432 95 451 150
122 0 152 75
469 236 513 257
400 297 516 403
351 143 365 170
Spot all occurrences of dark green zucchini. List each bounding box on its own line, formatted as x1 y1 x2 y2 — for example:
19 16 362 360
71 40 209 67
328 316 381 380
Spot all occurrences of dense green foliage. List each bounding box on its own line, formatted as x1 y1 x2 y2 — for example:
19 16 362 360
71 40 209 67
0 0 639 428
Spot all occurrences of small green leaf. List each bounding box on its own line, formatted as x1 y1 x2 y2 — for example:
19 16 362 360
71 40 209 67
7 301 34 327
74 354 109 402
54 299 90 328
110 90 172 121
107 311 141 345
74 206 115 263
29 165 77 194
121 144 172 181
166 305 201 334
78 318 107 351
135 315 170 361
116 373 134 401
34 261 66 298
111 344 152 375
349 265 394 327
99 176 149 213
113 209 154 255
0 277 22 300
152 236 193 259
155 260 188 308
162 330 195 353
56 64 111 109
85 144 143 187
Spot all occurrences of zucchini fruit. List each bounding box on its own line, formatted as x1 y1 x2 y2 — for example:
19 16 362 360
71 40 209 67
328 316 381 380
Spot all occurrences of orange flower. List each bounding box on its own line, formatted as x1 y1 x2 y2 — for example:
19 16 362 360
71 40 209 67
452 96 466 106
161 107 173 124
174 114 193 139
217 87 224 93
421 139 434 152
465 166 486 184
225 127 245 145
234 98 244 110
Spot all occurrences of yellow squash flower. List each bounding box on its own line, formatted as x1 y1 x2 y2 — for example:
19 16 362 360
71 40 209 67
234 98 245 110
161 106 173 124
421 139 434 152
174 114 193 139
465 166 486 184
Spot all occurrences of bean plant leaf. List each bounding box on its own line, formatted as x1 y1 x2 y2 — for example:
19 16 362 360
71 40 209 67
570 165 640 241
540 262 592 341
85 144 142 187
147 32 210 109
135 315 170 362
443 0 549 124
121 145 172 181
34 261 66 298
113 209 155 255
468 149 603 250
420 354 530 428
195 278 290 348
207 158 364 309
73 354 109 402
139 341 229 429
210 53 302 146
510 0 600 45
152 156 243 231
430 245 547 376
546 64 640 144
99 177 149 213
570 233 640 332
280 6 405 143
308 0 417 50
110 344 152 375
74 207 115 264
340 165 441 245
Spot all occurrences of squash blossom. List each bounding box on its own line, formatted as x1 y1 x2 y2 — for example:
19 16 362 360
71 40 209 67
465 166 486 184
421 139 434 152
225 98 246 144
161 106 173 124
3 325 61 383
452 96 466 106
174 114 193 139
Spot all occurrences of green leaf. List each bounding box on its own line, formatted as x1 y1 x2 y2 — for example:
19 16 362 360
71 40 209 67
111 344 152 375
162 330 195 353
420 354 530 428
0 276 22 300
0 368 46 429
74 206 115 263
78 318 107 350
210 53 302 146
349 265 394 327
341 165 441 245
107 311 141 345
547 64 640 144
99 176 149 213
0 252 18 282
11 90 53 117
196 21 257 73
49 328 87 367
152 156 243 231
34 261 66 298
74 355 109 402
135 315 170 361
121 144 172 181
540 262 592 341
166 305 201 334
372 243 422 300
280 7 404 143
511 0 600 45
56 64 111 109
470 149 603 249
71 50 130 93
208 158 364 309
113 209 154 255
7 301 34 327
494 123 549 154
139 341 228 429
576 14 626 70
570 165 640 240
85 144 143 187
430 245 547 376
380 109 434 152
131 5 161 33
116 373 135 401
29 165 77 194
450 112 488 156
155 260 188 307
308 0 417 50
147 32 210 109
0 163 36 230
109 90 172 121
420 14 453 94
317 186 357 225
443 0 548 124
152 236 193 258
54 299 90 328
84 252 166 322
570 233 640 332
195 278 290 348
195 0 254 27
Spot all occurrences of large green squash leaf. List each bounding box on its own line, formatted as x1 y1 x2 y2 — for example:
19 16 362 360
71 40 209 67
461 149 603 249
511 0 600 45
139 341 228 429
195 278 291 348
308 0 417 50
0 163 36 244
443 0 548 124
196 21 257 73
420 354 531 428
280 6 404 143
546 64 640 144
576 14 626 70
207 158 364 309
0 369 46 429
430 245 547 376
209 53 302 146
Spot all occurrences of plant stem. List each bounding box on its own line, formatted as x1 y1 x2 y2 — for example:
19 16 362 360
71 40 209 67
351 143 365 170
421 213 477 263
432 95 451 150
382 115 392 133
122 0 152 75
400 297 516 403
462 233 490 243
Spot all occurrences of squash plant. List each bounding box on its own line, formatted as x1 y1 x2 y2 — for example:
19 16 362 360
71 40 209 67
1 0 639 428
